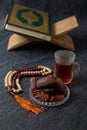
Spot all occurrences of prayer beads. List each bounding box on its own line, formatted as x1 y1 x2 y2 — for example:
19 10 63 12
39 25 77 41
4 65 52 93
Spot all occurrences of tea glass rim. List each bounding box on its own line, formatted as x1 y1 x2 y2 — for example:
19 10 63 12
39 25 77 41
54 50 76 64
55 50 76 57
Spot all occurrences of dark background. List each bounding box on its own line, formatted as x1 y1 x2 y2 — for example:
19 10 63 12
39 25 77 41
0 0 87 130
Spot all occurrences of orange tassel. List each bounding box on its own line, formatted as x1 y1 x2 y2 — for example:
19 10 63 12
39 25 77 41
10 91 45 115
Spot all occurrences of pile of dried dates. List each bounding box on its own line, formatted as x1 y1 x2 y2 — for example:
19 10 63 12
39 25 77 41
30 75 67 102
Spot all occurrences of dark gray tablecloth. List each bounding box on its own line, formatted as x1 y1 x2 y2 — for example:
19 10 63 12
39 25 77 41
0 0 87 130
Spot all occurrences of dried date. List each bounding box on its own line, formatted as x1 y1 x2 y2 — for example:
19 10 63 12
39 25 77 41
32 89 49 102
50 94 64 102
36 75 58 89
55 84 67 95
30 77 38 90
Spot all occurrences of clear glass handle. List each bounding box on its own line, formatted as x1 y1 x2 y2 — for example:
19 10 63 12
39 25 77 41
73 62 80 75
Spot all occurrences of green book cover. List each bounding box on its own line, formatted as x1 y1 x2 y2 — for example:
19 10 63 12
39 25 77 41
5 3 52 41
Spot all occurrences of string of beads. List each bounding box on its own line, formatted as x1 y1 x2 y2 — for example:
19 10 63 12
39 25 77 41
5 65 52 94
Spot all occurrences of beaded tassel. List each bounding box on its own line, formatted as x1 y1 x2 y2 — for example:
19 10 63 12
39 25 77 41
10 91 44 116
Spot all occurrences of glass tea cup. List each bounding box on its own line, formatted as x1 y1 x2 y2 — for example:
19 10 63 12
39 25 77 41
54 50 80 84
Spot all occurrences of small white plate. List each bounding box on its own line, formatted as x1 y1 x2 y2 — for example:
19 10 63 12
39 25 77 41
29 85 70 107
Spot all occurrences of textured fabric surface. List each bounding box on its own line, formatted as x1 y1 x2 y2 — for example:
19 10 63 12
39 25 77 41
0 0 87 130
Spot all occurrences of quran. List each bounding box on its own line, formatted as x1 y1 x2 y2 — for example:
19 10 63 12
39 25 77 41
5 3 52 41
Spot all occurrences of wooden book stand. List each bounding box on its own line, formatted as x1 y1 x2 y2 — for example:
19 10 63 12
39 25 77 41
7 16 78 51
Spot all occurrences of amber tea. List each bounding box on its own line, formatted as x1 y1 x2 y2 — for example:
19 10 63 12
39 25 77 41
55 63 73 84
